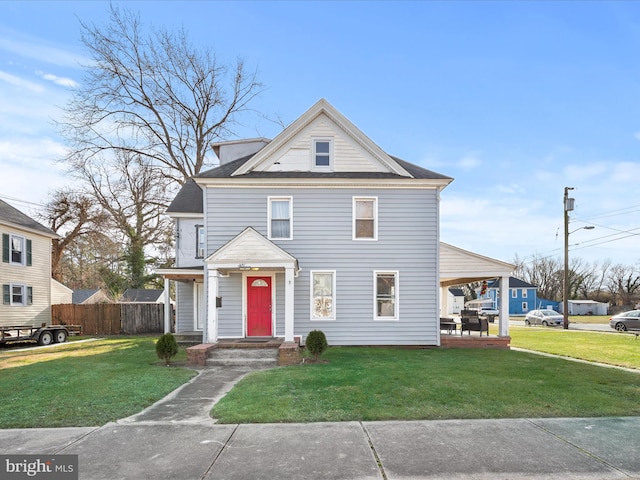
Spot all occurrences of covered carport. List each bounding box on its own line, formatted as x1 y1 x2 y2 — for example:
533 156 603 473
439 243 515 343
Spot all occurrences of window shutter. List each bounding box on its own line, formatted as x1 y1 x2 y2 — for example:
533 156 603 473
2 285 9 304
26 239 32 266
2 234 8 263
27 286 33 305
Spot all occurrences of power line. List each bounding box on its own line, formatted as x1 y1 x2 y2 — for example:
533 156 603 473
0 194 45 207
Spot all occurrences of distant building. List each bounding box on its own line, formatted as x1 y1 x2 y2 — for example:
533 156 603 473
72 289 112 304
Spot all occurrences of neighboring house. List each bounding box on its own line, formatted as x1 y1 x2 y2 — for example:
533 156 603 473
121 288 169 304
51 279 73 304
158 99 514 346
447 287 465 315
484 277 541 315
0 199 57 327
72 289 113 305
561 299 608 316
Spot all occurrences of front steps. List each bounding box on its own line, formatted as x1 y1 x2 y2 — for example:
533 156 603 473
205 346 280 367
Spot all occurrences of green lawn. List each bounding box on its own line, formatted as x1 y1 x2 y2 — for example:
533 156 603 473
0 337 196 428
505 326 640 369
211 346 640 424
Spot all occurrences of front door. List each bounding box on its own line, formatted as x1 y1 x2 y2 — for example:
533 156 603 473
247 276 272 336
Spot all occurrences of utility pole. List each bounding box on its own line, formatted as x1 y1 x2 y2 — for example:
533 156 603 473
563 187 574 330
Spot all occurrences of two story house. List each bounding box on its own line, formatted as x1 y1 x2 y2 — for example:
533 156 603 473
1 199 57 327
158 99 514 347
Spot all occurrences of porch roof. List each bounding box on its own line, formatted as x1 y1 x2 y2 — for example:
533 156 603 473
440 242 514 287
205 227 299 274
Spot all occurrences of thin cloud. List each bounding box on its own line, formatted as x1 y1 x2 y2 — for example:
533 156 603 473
457 155 481 170
0 28 87 68
36 71 79 88
0 70 43 92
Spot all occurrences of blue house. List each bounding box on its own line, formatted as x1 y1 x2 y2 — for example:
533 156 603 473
485 277 557 315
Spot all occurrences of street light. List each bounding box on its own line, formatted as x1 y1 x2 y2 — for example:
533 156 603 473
563 186 595 329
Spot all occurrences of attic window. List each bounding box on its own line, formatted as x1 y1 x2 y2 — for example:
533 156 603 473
313 139 332 169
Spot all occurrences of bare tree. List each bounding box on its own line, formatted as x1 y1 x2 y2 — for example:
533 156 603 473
514 254 563 301
607 263 640 306
60 4 263 185
39 189 108 282
77 151 173 288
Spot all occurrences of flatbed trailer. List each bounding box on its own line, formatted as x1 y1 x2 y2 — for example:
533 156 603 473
0 324 82 346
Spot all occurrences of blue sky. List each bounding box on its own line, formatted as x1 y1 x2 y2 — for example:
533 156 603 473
1 1 639 267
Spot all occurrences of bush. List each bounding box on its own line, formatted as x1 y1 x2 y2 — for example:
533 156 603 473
156 333 178 366
306 330 328 361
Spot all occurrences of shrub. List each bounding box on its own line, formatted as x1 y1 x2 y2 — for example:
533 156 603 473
156 333 178 366
306 330 328 361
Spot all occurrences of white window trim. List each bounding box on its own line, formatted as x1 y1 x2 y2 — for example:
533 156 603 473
195 225 205 259
522 301 528 312
9 234 26 266
522 289 528 298
353 197 378 241
374 270 399 321
511 289 517 298
310 270 336 321
268 196 293 240
311 137 333 171
10 283 27 306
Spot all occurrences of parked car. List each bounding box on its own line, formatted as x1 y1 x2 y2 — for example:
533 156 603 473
524 309 564 327
609 310 640 332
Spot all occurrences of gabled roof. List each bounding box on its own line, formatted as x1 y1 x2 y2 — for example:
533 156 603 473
166 179 203 215
72 289 102 304
0 199 56 237
195 99 452 183
205 227 299 273
487 277 536 289
121 288 164 302
448 287 465 297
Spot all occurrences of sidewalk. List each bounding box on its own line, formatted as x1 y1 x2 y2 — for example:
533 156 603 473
1 366 639 479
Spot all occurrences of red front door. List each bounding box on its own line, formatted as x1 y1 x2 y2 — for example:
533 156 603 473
247 276 272 336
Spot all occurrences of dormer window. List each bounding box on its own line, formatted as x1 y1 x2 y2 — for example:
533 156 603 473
313 138 332 169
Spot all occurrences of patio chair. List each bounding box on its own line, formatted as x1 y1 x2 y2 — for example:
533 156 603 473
460 310 489 336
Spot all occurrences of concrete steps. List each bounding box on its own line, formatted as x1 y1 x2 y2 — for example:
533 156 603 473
205 346 280 367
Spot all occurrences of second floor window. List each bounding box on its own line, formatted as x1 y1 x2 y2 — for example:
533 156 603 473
2 234 31 266
269 197 292 240
353 197 377 240
195 225 205 259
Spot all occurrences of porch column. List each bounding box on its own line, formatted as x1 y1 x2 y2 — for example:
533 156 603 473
206 269 219 344
440 286 450 317
499 275 510 337
163 277 171 333
284 266 295 342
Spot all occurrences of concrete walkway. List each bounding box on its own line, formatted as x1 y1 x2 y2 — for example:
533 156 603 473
1 365 639 479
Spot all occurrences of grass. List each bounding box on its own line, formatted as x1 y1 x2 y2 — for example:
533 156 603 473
505 326 640 369
211 346 640 424
0 336 196 428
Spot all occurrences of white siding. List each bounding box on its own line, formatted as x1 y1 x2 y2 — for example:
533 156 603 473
0 226 53 327
176 218 205 268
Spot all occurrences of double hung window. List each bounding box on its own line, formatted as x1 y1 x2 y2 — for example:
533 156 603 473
269 197 292 240
353 197 377 240
195 225 205 259
375 271 398 320
311 271 336 320
2 284 32 306
2 234 30 266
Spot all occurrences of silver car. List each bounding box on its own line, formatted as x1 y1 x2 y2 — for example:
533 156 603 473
609 310 640 332
524 309 564 327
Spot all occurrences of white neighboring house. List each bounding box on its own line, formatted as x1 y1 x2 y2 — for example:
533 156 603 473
51 279 73 304
561 300 608 316
0 199 58 327
447 287 465 315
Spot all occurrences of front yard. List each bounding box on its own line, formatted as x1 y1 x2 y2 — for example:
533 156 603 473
0 328 638 428
0 337 195 428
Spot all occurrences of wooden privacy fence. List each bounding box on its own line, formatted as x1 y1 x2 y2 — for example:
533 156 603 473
52 304 165 335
